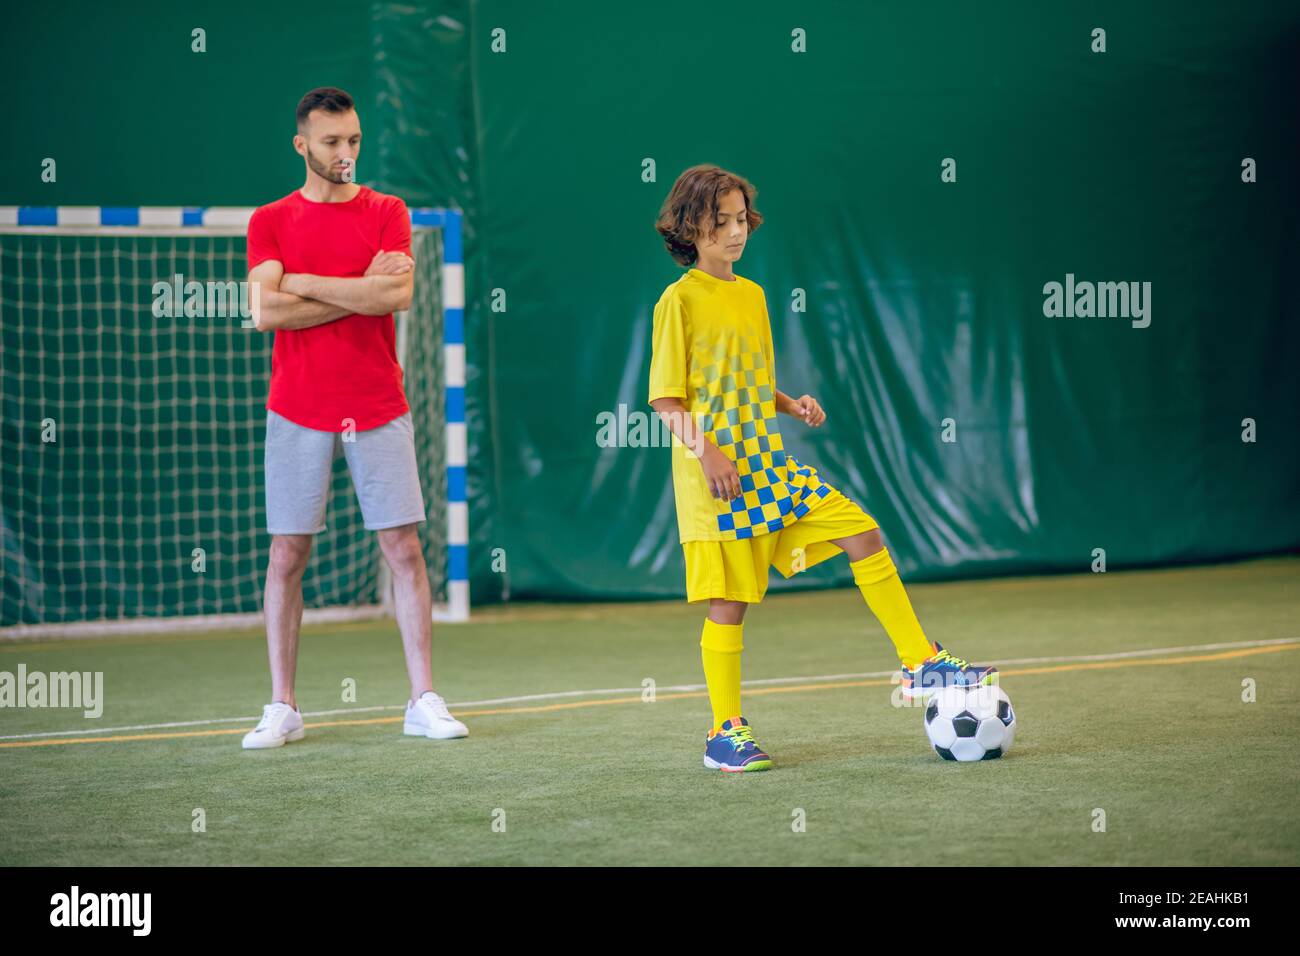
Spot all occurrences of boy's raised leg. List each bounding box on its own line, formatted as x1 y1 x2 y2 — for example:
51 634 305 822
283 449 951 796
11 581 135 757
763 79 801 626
833 529 997 698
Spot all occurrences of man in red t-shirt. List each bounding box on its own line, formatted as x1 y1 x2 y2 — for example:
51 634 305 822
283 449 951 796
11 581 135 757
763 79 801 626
241 86 467 748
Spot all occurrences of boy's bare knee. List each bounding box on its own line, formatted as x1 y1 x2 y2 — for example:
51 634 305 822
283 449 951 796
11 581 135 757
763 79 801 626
833 528 884 561
707 599 748 625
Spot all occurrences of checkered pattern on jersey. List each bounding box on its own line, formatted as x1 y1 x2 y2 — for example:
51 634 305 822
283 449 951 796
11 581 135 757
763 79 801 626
690 333 830 539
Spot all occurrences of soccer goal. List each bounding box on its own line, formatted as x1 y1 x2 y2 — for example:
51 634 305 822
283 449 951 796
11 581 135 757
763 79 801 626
0 205 468 637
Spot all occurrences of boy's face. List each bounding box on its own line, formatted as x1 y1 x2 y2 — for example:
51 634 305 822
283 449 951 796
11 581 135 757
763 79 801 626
695 188 749 265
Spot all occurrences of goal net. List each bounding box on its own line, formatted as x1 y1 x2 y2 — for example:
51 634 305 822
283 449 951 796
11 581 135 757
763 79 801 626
0 206 467 637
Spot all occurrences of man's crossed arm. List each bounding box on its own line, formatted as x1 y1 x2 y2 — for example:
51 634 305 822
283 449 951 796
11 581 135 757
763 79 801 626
250 250 414 332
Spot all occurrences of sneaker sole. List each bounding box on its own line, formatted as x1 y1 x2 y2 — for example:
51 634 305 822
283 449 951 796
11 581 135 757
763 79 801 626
242 726 305 750
703 755 773 772
403 721 468 740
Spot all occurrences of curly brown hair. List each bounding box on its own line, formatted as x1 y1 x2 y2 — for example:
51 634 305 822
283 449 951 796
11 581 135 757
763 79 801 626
654 164 764 267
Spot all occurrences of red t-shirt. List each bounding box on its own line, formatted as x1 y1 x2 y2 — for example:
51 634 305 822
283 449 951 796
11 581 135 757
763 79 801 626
246 185 412 431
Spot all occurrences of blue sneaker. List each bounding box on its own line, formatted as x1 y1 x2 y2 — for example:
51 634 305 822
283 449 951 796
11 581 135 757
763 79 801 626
703 716 773 773
899 642 998 701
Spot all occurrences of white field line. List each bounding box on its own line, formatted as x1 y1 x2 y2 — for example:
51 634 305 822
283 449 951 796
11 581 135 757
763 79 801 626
1 636 1295 742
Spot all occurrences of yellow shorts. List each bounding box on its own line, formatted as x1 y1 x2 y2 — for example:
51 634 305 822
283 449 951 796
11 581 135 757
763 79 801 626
682 484 879 604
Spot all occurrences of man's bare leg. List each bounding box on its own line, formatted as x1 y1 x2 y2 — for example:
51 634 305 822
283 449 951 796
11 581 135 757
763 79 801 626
264 533 313 709
377 523 434 703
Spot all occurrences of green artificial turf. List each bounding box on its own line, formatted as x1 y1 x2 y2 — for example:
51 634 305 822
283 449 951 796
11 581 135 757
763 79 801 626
1 557 1297 866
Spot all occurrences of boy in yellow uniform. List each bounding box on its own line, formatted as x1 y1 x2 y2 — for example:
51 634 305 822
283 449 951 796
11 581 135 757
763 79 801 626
648 164 997 772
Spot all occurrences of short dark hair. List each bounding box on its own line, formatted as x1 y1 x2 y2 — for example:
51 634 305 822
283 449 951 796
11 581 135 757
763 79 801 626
655 164 764 267
296 87 356 129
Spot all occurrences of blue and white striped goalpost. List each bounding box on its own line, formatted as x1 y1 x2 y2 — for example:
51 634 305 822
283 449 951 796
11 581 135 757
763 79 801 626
0 204 469 630
411 208 470 623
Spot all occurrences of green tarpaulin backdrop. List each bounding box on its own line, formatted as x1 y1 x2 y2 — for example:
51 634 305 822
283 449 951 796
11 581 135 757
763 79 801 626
4 0 1298 611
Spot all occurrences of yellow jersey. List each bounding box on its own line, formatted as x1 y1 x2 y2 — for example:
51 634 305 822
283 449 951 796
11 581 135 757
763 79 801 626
647 267 829 542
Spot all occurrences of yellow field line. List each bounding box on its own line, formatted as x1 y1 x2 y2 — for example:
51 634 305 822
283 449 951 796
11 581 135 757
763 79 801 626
2 642 1295 750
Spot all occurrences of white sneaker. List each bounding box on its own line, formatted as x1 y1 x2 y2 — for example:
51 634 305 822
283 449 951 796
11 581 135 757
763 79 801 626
242 702 305 749
404 691 468 739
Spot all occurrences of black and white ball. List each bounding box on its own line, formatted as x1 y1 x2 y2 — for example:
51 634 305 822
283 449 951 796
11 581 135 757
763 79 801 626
923 684 1016 761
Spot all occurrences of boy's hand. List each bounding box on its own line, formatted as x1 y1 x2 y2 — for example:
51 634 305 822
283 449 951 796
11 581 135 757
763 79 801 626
365 249 414 276
701 444 743 502
792 394 826 427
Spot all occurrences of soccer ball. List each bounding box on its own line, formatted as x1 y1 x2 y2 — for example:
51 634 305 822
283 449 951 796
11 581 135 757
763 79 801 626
923 684 1016 761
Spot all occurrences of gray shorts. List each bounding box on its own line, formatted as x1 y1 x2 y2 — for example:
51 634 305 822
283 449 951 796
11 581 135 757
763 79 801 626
264 409 427 535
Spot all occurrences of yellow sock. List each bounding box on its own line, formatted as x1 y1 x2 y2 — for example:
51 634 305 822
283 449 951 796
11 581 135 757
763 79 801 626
850 548 935 670
700 618 744 732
